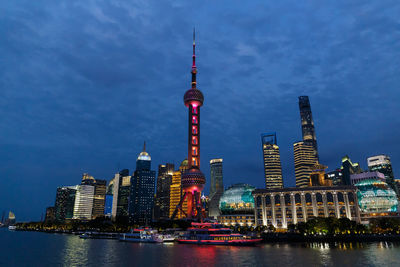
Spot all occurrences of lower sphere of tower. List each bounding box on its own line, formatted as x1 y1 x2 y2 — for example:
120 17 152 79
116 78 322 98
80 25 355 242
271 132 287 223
182 168 205 192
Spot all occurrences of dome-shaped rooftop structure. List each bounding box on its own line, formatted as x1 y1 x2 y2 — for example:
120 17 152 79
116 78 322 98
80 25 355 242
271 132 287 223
355 179 398 213
182 168 205 191
219 184 255 215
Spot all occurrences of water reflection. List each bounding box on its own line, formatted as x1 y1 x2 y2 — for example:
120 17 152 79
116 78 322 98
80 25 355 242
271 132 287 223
62 235 90 266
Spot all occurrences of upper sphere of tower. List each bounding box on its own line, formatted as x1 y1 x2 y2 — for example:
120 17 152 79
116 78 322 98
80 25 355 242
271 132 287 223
184 88 204 107
137 151 151 161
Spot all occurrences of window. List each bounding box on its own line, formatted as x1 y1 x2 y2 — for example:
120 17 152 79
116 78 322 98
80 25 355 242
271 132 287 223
327 192 334 204
192 147 198 155
337 192 344 204
295 194 301 205
316 193 323 205
284 194 291 205
274 195 281 205
192 106 198 114
348 192 354 205
192 136 198 145
192 126 198 135
192 116 198 124
305 193 312 205
265 196 271 205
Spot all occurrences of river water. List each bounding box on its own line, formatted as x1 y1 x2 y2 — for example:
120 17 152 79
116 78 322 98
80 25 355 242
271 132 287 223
1 229 399 266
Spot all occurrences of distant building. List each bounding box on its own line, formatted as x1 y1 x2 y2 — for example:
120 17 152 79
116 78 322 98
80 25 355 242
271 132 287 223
218 184 256 226
73 184 94 220
350 171 385 185
54 186 77 222
253 186 360 229
294 141 318 187
111 169 131 221
298 96 318 160
104 194 113 218
368 155 397 194
326 169 343 186
209 158 224 219
309 163 332 187
129 143 156 225
169 159 189 219
341 155 362 185
261 133 283 189
45 207 55 223
154 163 174 220
6 211 16 225
92 179 107 219
355 179 399 223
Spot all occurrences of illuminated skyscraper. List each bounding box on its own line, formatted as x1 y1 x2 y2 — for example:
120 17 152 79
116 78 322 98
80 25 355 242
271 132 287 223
298 96 318 160
91 179 107 219
154 163 174 220
169 159 188 219
54 186 77 222
111 169 130 221
261 133 283 189
209 158 224 218
129 143 156 225
367 155 397 194
341 155 362 186
294 141 318 187
172 30 206 220
73 184 95 220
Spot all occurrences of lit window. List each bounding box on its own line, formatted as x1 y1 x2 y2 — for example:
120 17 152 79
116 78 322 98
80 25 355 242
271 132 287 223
192 106 198 114
192 136 198 145
192 147 198 155
192 116 198 124
192 126 198 135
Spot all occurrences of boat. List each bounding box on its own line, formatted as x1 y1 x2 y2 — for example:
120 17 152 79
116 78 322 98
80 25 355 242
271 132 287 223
177 222 262 245
158 234 176 243
79 232 120 239
8 225 16 231
119 228 163 243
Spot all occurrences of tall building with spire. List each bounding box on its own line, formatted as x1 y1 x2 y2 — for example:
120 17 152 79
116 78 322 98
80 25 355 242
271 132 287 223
129 142 156 225
171 30 206 220
298 96 318 160
261 133 283 189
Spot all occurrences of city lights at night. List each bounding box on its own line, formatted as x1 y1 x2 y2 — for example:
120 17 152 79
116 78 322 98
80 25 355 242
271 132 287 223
1 1 400 266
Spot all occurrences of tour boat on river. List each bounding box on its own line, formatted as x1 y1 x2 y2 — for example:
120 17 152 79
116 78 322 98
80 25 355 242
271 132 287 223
177 222 262 245
119 228 163 243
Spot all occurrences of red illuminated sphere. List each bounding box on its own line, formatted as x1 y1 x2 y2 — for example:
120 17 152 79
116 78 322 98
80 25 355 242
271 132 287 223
182 168 206 192
184 88 204 107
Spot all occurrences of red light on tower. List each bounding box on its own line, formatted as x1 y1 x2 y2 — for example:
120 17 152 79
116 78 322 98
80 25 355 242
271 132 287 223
180 29 206 220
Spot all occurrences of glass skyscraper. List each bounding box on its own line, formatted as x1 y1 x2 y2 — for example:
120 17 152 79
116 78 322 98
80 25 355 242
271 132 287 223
154 163 174 220
129 143 156 225
209 158 224 218
261 133 283 189
368 155 398 194
54 186 77 222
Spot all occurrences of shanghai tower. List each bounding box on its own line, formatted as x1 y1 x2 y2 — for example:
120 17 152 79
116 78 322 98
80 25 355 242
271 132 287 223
298 96 318 160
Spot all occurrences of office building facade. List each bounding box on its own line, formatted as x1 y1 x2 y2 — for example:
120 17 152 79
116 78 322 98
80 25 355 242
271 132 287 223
294 141 318 187
209 159 224 218
341 155 362 185
73 184 95 220
298 96 318 159
261 133 283 189
54 186 77 222
154 163 174 220
129 143 156 225
368 155 397 194
169 159 188 219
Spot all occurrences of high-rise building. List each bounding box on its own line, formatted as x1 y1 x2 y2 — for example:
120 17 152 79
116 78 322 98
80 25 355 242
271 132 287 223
178 30 206 220
73 184 94 220
54 186 77 222
298 96 318 160
261 133 283 189
129 143 156 225
154 163 174 220
294 141 318 187
111 169 131 221
341 155 362 185
169 159 188 219
367 155 397 193
209 159 224 218
92 179 107 219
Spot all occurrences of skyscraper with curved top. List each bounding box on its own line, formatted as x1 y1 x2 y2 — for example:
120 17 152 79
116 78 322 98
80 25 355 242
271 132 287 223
180 30 206 220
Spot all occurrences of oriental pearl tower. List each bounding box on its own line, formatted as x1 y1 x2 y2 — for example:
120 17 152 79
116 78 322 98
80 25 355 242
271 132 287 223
172 29 206 221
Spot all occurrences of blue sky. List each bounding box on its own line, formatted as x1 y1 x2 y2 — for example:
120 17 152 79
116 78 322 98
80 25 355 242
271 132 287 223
1 0 400 220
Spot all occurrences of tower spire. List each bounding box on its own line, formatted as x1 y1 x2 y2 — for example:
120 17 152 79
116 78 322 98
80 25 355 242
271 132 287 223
191 28 197 89
143 141 146 152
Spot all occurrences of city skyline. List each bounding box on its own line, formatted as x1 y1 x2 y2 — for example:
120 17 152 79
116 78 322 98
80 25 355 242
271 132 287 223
2 1 400 220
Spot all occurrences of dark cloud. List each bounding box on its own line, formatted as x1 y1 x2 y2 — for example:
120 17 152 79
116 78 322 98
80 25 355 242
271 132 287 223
1 0 400 220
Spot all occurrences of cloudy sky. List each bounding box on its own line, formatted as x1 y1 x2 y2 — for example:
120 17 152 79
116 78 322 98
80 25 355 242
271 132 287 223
1 0 400 220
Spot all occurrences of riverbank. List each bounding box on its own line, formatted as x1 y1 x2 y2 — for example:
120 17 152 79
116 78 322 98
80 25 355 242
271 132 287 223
262 232 400 242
